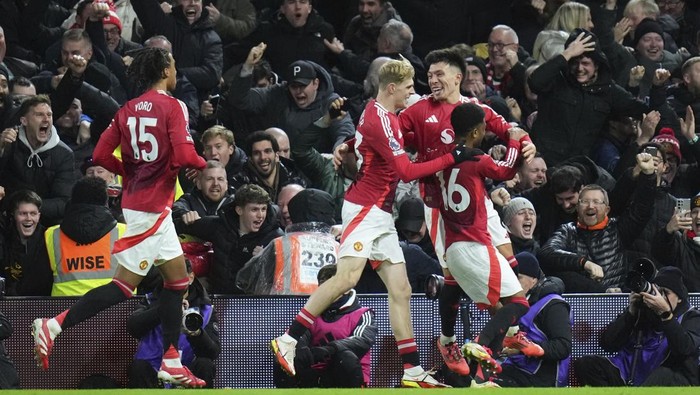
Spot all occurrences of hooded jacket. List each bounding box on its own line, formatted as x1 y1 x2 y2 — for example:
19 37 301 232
181 202 283 294
529 31 665 166
0 125 74 226
228 61 354 153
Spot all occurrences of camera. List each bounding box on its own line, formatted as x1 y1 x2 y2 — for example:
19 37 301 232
425 274 445 300
625 258 657 294
182 307 203 333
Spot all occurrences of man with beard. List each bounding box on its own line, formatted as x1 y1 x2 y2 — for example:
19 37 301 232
173 160 234 234
231 130 306 203
0 95 75 226
538 153 656 293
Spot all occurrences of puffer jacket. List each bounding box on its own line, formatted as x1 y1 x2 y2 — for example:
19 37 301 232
538 172 656 290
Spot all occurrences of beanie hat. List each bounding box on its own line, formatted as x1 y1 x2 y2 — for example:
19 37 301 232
465 56 487 81
633 18 664 48
654 266 688 301
0 66 8 81
501 197 535 226
652 127 682 162
515 252 542 279
103 10 122 33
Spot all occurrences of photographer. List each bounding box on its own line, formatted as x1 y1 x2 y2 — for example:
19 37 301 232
574 266 700 387
273 264 377 388
127 260 220 388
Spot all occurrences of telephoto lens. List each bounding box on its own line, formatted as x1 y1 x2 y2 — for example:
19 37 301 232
425 274 445 300
182 308 203 332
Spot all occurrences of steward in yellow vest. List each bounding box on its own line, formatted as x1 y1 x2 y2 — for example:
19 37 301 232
45 177 126 296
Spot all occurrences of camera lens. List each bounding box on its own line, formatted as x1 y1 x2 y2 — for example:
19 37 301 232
183 310 203 332
425 274 445 300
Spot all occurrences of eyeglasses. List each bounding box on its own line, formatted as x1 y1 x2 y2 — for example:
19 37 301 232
104 27 120 37
578 199 607 206
488 42 516 50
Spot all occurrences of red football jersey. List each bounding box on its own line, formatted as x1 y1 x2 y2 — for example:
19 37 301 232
345 99 454 213
399 95 514 208
440 139 521 247
94 90 205 213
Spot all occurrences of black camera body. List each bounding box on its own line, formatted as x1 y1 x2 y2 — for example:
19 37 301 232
625 258 657 294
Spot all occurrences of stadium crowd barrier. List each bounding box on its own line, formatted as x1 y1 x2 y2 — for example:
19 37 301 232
3 293 687 389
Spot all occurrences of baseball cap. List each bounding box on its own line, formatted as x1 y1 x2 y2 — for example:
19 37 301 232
396 197 425 233
286 60 317 86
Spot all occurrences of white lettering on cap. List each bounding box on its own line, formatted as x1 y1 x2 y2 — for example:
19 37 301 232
294 66 301 76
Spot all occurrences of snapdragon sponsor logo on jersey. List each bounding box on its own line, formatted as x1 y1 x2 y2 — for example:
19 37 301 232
440 129 455 144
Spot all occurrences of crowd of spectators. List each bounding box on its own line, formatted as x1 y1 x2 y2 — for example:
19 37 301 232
0 0 700 388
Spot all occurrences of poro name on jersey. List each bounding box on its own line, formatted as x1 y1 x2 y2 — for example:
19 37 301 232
134 101 153 112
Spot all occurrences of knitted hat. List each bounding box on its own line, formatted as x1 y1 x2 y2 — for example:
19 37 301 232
652 127 682 162
654 266 688 301
633 18 664 48
501 197 535 226
515 252 542 279
103 10 122 33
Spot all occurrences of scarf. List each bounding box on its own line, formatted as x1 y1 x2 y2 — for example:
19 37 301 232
576 215 610 231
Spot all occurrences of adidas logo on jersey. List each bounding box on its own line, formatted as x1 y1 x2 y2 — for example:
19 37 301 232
425 115 438 123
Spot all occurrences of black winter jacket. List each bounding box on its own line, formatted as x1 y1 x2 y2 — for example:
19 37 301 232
132 0 223 96
538 173 656 290
182 202 283 294
529 51 665 166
